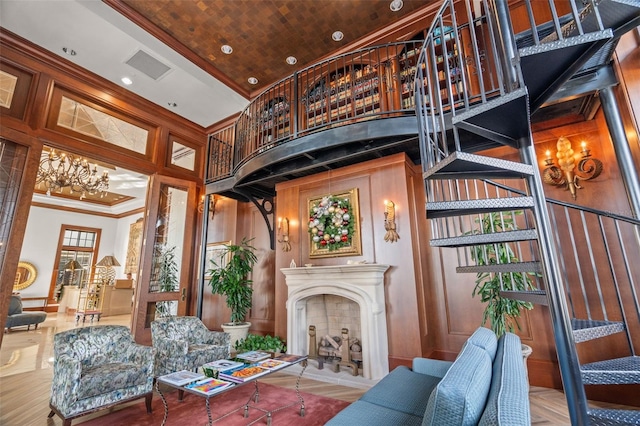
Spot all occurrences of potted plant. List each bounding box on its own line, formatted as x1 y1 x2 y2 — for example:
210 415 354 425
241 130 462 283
470 212 537 335
234 333 287 355
469 212 536 374
207 238 258 346
156 245 179 317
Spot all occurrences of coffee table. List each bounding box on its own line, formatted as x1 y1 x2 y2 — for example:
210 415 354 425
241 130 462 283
156 356 308 426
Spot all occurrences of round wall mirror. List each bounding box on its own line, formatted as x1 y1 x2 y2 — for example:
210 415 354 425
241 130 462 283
14 261 37 291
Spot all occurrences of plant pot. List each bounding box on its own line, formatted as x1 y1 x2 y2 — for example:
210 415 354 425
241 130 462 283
222 322 251 350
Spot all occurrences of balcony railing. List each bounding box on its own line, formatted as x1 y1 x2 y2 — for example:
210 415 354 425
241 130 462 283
206 35 498 184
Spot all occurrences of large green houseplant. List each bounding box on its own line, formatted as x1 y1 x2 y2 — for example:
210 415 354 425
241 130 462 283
469 212 536 337
207 238 258 345
156 245 179 317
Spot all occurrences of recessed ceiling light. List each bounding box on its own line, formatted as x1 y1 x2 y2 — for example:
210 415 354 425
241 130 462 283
286 56 297 65
167 102 178 107
121 77 133 85
62 47 77 56
332 31 344 42
221 45 233 54
390 0 404 12
248 77 258 85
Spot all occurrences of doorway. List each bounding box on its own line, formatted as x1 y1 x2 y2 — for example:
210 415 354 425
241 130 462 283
19 145 149 326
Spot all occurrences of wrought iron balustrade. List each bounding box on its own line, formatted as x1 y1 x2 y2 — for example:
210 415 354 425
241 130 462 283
206 39 489 183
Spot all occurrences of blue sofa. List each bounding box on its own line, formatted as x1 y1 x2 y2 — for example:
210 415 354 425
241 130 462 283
327 327 530 426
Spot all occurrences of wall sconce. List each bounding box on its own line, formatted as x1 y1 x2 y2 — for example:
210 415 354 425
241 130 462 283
277 217 291 252
542 137 603 200
383 200 400 243
199 194 218 219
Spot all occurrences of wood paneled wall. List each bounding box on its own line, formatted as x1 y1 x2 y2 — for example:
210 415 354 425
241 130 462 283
204 153 433 365
274 153 432 366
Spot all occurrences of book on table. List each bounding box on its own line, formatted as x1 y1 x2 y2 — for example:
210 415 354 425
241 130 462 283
203 359 245 373
256 358 290 371
158 370 205 386
235 351 271 362
274 354 308 364
219 365 270 383
185 377 233 396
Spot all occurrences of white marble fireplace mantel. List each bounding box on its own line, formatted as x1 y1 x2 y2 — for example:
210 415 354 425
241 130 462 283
281 263 390 380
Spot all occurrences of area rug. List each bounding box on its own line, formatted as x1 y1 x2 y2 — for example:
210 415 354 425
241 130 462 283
79 382 349 425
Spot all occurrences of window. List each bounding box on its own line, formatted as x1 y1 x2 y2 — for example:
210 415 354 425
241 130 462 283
0 70 18 108
57 96 149 154
52 226 101 299
170 141 196 171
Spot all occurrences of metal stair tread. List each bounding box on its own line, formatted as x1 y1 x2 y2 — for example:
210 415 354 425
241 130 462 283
581 356 640 385
451 88 528 124
500 289 548 306
430 229 538 248
423 151 534 180
426 197 534 219
456 261 542 274
519 29 613 57
589 407 640 426
572 318 626 343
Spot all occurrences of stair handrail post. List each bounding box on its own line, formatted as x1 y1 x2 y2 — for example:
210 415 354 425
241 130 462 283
600 85 640 220
488 0 521 92
520 140 591 425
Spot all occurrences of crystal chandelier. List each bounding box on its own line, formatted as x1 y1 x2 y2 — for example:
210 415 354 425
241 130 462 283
36 149 109 200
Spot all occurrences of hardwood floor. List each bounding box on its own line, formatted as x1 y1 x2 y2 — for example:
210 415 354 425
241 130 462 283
0 312 627 425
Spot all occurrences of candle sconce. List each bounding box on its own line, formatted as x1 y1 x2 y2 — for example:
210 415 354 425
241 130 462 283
383 200 400 243
278 217 291 252
542 137 603 200
198 194 218 219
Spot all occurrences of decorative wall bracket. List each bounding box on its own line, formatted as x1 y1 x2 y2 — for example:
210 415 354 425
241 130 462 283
236 190 276 250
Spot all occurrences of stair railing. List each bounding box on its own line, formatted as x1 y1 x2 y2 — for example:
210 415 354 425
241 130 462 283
480 179 640 357
547 199 640 355
416 0 510 171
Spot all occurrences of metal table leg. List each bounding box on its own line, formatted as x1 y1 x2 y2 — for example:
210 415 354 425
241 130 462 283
155 380 169 426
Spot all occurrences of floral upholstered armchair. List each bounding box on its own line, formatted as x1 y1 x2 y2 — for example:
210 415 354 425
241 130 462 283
48 325 155 426
151 316 230 377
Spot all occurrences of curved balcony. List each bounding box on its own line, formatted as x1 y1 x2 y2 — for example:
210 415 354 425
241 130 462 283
206 41 426 198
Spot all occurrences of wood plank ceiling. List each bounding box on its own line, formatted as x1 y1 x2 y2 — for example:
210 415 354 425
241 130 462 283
107 0 432 96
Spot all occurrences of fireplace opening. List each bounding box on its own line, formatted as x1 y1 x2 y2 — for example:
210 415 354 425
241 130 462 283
305 294 361 346
305 294 362 375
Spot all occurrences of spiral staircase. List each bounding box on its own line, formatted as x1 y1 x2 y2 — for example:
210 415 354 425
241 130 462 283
415 0 640 424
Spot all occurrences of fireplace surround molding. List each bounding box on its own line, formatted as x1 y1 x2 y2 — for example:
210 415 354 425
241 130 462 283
281 263 390 380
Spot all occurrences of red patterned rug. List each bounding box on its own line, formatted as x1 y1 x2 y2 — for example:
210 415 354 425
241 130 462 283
78 382 349 425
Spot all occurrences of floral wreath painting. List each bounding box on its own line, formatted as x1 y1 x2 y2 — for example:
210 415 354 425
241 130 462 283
307 188 362 258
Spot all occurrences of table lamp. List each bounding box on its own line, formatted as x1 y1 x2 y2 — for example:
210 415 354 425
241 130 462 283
96 255 120 285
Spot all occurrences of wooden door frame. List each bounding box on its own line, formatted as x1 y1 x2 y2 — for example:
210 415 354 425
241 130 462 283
0 131 42 345
131 173 198 345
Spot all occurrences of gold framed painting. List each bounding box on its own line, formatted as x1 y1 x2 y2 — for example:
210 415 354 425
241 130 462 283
205 241 231 278
308 188 362 258
125 218 144 275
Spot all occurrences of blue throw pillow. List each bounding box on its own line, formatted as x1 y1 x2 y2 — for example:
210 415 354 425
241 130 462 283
479 333 531 425
422 343 493 426
467 327 498 361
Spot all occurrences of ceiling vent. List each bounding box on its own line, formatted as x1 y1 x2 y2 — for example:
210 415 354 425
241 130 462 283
125 50 172 80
